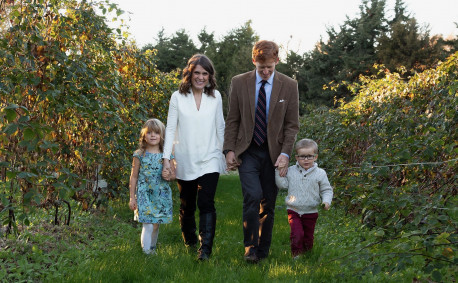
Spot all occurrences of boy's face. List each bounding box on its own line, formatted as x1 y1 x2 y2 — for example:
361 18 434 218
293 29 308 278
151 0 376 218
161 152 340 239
295 147 318 170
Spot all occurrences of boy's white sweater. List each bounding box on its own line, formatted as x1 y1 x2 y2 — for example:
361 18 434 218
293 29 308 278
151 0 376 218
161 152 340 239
275 162 333 215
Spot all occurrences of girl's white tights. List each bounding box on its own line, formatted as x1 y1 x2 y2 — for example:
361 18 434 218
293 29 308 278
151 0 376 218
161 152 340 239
141 223 159 254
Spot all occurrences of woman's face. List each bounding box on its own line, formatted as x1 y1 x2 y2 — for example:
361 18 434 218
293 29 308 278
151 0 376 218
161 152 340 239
191 64 209 93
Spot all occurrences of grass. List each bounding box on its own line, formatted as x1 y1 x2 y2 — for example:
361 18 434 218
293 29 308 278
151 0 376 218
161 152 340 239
0 175 437 282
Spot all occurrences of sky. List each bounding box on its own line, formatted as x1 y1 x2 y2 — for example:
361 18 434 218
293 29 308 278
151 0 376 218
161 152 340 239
107 0 457 56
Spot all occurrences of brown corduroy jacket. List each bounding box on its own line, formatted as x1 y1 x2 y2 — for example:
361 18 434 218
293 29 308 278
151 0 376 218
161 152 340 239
223 70 300 164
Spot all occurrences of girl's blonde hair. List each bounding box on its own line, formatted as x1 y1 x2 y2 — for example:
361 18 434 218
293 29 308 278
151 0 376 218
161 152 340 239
137 118 165 155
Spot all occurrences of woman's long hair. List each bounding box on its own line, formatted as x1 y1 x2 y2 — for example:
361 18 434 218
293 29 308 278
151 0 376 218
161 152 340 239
179 54 217 97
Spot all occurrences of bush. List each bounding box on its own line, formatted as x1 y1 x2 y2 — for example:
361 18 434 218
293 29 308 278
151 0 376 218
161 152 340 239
298 52 457 280
0 0 178 233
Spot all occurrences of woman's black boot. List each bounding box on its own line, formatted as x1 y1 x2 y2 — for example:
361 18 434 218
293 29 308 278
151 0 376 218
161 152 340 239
180 214 198 247
197 212 216 261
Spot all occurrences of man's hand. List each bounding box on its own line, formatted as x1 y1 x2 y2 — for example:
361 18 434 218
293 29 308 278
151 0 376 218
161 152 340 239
274 154 289 177
225 151 240 171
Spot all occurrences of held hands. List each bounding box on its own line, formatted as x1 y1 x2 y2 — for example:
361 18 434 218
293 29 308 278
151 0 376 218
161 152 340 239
225 151 239 171
162 168 175 181
162 158 176 181
225 151 290 177
275 154 289 177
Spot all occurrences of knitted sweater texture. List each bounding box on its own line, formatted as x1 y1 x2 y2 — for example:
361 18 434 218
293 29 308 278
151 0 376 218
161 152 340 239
275 162 333 215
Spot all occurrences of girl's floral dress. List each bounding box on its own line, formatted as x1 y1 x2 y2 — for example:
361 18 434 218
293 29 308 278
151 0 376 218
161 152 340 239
134 151 173 224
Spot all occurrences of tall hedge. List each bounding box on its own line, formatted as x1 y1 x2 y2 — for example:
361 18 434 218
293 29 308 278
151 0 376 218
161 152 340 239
299 52 457 280
0 0 178 231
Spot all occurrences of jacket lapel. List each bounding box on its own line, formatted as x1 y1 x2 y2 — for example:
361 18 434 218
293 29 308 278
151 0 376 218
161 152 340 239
245 70 257 122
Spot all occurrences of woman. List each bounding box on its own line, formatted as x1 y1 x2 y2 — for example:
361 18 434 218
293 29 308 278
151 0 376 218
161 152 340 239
162 54 225 261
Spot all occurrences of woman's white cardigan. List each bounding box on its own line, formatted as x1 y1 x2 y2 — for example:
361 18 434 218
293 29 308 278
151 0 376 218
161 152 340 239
163 90 225 180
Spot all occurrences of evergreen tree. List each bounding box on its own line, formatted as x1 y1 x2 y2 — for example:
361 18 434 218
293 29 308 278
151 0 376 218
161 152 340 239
142 28 197 72
197 27 215 54
376 0 447 74
439 22 458 55
301 0 387 106
277 50 310 114
206 20 259 96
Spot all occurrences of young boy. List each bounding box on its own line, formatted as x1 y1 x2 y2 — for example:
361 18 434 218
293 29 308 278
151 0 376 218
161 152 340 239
275 138 333 258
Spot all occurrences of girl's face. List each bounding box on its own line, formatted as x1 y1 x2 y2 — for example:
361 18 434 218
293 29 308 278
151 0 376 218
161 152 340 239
144 130 161 147
191 64 209 93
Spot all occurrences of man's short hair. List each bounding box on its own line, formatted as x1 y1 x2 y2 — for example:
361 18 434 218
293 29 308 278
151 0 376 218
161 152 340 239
252 40 279 63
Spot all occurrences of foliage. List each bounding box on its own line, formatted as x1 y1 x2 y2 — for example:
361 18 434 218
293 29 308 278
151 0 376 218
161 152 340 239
376 0 448 75
197 27 216 54
137 0 456 109
1 0 456 280
143 21 258 98
298 52 457 280
299 0 387 106
205 20 259 96
0 0 179 234
142 28 198 73
277 51 310 114
282 0 457 107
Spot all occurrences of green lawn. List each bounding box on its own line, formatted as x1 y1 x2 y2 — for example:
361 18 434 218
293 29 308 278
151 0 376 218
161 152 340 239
1 175 429 282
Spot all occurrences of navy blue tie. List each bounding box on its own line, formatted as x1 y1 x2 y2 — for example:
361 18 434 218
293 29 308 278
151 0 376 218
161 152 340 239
254 80 267 145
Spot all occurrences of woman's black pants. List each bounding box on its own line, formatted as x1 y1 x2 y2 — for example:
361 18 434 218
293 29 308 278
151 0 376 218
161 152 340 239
177 172 219 256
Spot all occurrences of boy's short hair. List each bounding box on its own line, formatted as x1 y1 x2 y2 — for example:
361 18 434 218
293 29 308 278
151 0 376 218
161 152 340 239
295 138 318 154
252 40 279 63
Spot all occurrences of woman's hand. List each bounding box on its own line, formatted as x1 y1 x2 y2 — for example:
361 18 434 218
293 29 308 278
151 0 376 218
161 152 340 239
162 158 171 180
168 160 176 181
162 168 171 181
162 158 175 181
225 151 239 171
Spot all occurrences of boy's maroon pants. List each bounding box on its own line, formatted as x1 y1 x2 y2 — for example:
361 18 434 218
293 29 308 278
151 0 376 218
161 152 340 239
287 209 318 256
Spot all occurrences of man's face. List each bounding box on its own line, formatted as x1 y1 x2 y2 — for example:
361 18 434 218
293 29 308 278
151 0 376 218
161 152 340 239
253 58 279 81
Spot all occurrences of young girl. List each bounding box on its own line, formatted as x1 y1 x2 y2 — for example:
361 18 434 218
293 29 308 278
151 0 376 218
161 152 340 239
129 118 175 255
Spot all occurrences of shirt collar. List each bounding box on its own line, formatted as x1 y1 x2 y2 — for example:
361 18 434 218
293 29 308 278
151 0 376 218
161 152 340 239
255 71 275 85
295 162 318 174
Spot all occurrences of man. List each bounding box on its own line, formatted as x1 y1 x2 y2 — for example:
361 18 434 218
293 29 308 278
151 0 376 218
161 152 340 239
223 40 299 263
